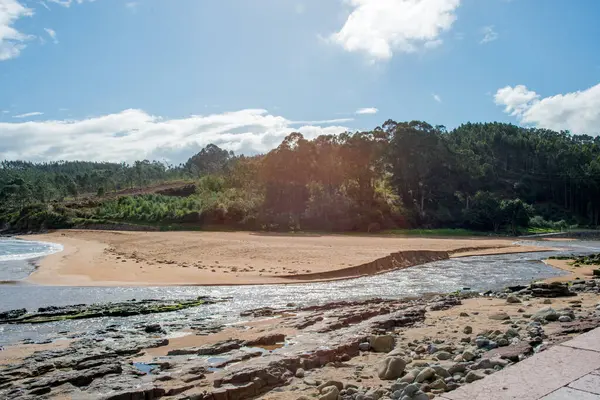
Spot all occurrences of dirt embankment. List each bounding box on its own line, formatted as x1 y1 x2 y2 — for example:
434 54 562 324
279 250 450 281
20 230 553 287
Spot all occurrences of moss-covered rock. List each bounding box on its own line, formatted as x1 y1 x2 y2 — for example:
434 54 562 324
0 297 217 324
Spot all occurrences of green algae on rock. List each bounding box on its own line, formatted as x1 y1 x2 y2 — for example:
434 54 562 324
0 297 217 324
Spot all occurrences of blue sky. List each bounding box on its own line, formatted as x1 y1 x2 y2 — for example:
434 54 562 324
0 0 599 163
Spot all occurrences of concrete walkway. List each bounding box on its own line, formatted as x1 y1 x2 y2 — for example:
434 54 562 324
440 327 600 400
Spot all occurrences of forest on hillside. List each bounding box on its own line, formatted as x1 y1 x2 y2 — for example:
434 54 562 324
1 120 599 234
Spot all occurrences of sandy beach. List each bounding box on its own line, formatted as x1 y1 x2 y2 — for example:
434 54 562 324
544 258 599 282
19 230 553 286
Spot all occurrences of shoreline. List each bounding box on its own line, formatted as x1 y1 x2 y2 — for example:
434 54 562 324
543 257 599 283
16 229 555 287
2 278 600 399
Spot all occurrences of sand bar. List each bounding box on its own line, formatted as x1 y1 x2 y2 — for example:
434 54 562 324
19 230 553 286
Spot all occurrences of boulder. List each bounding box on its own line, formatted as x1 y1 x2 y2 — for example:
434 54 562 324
484 342 532 362
403 383 420 396
434 351 452 360
489 312 510 321
144 324 164 334
319 386 339 400
531 307 559 322
415 367 436 383
465 371 485 383
399 368 420 383
378 357 406 380
369 335 395 353
506 295 522 304
529 282 575 298
462 350 476 361
471 357 509 370
318 381 343 392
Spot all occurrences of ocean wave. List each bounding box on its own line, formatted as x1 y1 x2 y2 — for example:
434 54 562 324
0 240 64 262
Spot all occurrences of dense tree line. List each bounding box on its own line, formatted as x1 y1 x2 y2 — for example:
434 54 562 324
0 160 185 205
1 120 599 233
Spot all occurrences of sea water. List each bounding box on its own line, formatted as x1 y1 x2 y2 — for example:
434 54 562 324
0 238 63 281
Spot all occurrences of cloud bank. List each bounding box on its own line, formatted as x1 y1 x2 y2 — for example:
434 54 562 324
0 109 351 163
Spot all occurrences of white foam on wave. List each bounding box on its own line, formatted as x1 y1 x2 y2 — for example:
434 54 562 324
0 239 64 262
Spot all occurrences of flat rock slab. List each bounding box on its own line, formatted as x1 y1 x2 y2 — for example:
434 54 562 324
561 328 600 352
569 374 600 395
484 342 532 361
441 345 600 400
540 387 600 400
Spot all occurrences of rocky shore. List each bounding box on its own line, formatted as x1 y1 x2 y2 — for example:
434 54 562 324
0 297 217 324
1 278 600 399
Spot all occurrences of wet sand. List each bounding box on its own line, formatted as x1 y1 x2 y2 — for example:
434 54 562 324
544 258 599 282
20 230 552 287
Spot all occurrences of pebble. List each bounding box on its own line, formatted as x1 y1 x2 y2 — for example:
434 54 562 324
359 342 371 352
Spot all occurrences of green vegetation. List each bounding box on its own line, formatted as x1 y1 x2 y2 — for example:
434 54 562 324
2 120 600 234
548 253 600 272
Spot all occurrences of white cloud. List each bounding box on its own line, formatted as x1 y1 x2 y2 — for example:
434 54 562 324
0 0 34 60
46 0 92 7
494 83 600 134
330 0 460 60
125 1 138 12
433 94 442 103
291 118 354 124
44 27 57 43
480 25 498 44
0 109 351 162
356 107 378 115
13 111 44 118
494 85 539 116
424 39 443 49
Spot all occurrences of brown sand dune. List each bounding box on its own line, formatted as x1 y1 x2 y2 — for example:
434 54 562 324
20 230 552 287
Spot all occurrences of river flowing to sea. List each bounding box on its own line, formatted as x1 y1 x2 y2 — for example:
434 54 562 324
0 238 599 346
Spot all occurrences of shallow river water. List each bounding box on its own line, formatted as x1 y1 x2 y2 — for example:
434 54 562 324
0 239 598 346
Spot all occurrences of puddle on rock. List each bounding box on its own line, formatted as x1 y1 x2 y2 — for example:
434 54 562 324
132 362 157 374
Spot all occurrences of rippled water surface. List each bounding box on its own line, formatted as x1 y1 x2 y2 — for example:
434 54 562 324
0 239 597 346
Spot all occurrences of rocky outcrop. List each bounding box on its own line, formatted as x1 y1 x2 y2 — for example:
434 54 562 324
528 282 576 298
0 297 216 324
